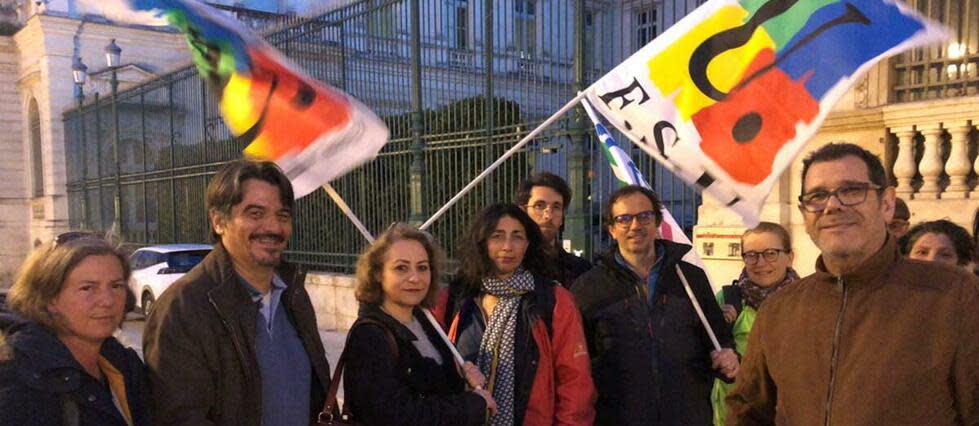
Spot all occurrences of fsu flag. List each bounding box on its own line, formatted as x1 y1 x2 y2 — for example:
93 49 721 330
583 0 946 226
81 0 389 198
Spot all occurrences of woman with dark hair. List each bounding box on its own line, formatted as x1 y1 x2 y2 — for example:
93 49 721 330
0 233 151 425
342 222 495 426
437 204 596 426
902 219 974 269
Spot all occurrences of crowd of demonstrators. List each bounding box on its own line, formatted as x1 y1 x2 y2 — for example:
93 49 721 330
142 160 333 425
727 143 979 425
901 219 974 270
513 173 593 287
571 185 737 425
0 234 151 425
710 222 800 426
342 222 495 425
438 203 596 426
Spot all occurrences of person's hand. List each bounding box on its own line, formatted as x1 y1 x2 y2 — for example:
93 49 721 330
711 348 740 380
473 388 498 415
461 361 486 389
721 304 738 323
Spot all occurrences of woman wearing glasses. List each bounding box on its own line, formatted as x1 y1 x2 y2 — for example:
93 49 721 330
438 204 596 426
342 223 495 426
901 219 974 270
710 222 799 426
0 233 151 425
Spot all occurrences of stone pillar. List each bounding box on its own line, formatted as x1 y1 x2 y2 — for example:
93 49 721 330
943 122 973 199
891 126 917 198
915 124 944 200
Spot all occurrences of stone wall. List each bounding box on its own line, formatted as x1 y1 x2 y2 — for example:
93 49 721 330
305 272 359 331
0 36 29 285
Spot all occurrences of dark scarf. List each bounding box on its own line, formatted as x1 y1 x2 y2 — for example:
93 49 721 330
736 267 800 310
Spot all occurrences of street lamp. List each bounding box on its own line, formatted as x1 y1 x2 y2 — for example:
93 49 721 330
105 39 123 238
72 56 88 229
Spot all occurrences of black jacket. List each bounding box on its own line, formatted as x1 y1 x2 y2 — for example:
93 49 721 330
570 240 733 425
142 242 332 425
551 246 592 288
0 312 152 425
343 304 485 426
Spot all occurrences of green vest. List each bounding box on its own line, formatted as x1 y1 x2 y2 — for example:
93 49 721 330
711 290 757 426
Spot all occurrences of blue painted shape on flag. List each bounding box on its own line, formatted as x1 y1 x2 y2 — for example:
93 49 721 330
776 0 926 98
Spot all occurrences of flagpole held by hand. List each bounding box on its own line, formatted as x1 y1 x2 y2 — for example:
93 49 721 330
676 264 721 351
420 90 590 231
321 183 375 244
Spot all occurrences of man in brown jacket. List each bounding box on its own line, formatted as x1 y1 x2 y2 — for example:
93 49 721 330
727 143 979 425
143 160 332 425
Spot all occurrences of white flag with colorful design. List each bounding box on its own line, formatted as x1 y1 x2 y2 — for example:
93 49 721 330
583 99 718 292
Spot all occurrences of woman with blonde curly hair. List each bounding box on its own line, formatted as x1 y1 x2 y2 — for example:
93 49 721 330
0 232 150 425
342 222 495 426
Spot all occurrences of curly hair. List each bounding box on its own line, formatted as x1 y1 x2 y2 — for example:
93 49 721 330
354 222 445 308
454 204 555 295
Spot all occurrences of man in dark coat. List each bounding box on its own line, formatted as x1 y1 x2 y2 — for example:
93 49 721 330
514 172 592 287
143 160 332 426
571 185 737 425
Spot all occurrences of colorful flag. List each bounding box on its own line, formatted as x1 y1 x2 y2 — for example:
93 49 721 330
583 0 947 226
583 99 718 292
81 0 389 198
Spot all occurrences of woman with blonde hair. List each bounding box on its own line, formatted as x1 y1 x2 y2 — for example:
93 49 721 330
0 232 150 425
342 222 495 426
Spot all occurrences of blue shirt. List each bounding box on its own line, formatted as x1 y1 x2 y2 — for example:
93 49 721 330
615 240 665 304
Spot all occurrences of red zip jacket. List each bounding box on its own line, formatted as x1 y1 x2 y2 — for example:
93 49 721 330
434 284 596 426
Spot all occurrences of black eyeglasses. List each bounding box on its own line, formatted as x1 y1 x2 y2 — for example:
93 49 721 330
54 231 101 247
741 248 789 265
612 210 656 228
798 183 883 213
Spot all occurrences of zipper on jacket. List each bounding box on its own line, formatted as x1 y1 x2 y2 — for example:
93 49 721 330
208 297 253 387
823 276 848 426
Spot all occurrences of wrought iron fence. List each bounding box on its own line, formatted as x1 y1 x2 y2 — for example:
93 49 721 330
64 0 702 272
892 0 979 101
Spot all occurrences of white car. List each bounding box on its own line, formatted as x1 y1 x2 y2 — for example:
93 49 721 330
129 244 212 315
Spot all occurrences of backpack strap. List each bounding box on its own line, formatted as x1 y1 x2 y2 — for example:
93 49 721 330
61 393 79 426
317 318 397 424
721 284 743 317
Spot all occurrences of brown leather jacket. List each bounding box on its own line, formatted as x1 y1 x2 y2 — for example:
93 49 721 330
726 236 979 425
142 243 331 425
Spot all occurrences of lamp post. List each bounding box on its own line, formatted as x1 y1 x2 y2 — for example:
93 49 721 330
72 56 88 229
105 39 122 238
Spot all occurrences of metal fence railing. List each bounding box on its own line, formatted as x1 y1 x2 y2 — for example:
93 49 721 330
64 0 705 273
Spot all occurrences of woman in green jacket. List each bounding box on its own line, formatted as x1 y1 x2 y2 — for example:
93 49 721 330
711 222 800 426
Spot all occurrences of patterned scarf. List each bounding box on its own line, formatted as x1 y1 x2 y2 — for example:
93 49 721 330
737 267 800 310
477 268 535 426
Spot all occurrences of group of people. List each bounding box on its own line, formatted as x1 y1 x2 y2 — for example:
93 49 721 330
1 141 978 426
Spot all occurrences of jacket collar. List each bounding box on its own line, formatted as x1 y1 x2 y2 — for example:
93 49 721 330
598 239 692 280
356 303 418 342
203 242 304 313
811 234 900 289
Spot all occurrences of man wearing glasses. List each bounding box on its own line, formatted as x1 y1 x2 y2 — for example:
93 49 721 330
727 143 979 425
514 172 592 287
571 185 736 425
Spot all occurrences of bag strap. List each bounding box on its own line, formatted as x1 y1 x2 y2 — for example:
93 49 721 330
61 393 79 426
319 318 398 422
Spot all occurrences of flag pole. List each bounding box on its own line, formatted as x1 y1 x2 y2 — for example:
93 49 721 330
419 90 590 231
676 265 721 351
321 183 375 244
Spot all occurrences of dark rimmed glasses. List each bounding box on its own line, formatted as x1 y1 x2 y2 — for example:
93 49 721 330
612 210 656 228
798 183 883 213
741 248 789 265
526 202 563 215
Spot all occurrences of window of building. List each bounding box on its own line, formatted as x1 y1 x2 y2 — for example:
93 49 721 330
636 6 658 48
29 98 43 198
447 0 468 49
515 0 537 55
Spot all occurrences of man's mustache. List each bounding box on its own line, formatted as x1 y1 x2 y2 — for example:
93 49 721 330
250 233 286 243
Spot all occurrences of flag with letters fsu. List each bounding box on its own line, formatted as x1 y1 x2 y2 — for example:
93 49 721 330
583 0 946 226
583 99 718 291
81 0 389 198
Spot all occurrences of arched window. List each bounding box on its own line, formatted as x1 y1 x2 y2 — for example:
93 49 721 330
28 98 43 198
